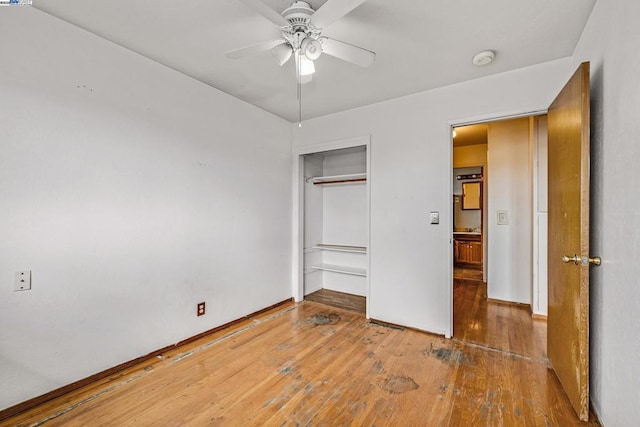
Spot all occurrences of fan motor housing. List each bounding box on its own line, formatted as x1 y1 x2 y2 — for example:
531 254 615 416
282 1 314 26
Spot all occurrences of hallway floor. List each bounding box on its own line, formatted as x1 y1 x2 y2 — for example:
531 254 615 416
453 266 484 281
453 278 547 360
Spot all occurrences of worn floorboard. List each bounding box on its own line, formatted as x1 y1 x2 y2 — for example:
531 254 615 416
4 301 598 426
305 289 366 314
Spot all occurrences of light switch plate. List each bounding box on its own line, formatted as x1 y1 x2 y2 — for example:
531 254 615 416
497 211 509 225
14 270 31 291
430 211 439 224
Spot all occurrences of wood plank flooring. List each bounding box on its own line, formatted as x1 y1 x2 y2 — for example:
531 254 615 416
305 289 366 314
453 267 483 281
453 279 547 360
4 301 598 426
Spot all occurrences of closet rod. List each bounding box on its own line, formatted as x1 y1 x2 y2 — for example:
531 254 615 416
313 178 367 185
315 244 367 250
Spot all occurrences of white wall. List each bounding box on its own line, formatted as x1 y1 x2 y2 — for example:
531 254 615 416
570 0 640 424
487 118 532 304
0 8 292 410
293 58 576 335
321 151 367 295
322 151 367 247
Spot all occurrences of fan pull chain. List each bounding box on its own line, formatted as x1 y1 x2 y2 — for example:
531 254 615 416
297 50 302 127
298 88 302 128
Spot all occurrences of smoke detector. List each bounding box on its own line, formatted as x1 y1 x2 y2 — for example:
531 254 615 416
472 50 495 66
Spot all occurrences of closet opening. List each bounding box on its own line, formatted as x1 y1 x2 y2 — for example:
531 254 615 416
300 144 369 315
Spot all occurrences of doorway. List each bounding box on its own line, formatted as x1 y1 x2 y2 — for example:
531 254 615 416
451 116 548 359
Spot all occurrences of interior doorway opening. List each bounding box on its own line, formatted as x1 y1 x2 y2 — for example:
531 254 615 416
451 115 548 359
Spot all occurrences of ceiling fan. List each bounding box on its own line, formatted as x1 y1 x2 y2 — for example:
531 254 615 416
226 0 375 84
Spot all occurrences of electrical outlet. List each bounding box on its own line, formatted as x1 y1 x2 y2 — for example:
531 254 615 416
197 302 205 316
14 271 31 291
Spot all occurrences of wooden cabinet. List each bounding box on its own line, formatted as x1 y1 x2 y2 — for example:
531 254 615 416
454 234 482 268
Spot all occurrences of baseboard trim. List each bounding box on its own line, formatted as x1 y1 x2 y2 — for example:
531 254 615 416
590 400 603 425
0 297 294 422
531 313 548 320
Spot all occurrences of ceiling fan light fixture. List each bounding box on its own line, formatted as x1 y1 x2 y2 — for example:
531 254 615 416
472 50 495 66
301 37 322 61
299 54 315 75
271 43 293 66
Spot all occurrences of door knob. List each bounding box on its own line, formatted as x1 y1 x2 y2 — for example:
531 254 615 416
583 256 601 266
562 254 580 265
562 254 602 266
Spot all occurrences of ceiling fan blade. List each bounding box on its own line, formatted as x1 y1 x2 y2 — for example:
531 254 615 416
271 43 294 66
320 37 375 68
238 0 290 27
310 0 368 29
226 39 286 59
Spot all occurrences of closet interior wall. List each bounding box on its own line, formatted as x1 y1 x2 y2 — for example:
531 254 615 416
303 147 368 297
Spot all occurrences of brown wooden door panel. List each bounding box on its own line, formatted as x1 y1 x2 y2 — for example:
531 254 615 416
454 236 482 268
547 62 590 422
459 243 470 263
469 242 482 264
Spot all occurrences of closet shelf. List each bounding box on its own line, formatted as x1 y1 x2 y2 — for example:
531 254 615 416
311 264 367 277
311 173 366 185
313 244 367 254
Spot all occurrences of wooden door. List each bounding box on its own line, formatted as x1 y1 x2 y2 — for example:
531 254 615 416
547 62 593 421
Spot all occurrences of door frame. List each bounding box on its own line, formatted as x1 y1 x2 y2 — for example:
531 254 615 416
447 109 546 337
292 135 371 317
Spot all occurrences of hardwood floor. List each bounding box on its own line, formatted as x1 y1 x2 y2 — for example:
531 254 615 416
453 279 547 360
305 289 366 314
4 301 598 426
453 267 483 281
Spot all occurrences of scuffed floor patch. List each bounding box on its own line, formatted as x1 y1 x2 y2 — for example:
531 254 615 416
423 343 473 365
305 312 341 325
378 375 419 394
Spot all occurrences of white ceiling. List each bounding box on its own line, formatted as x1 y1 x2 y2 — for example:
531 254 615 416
32 0 596 122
